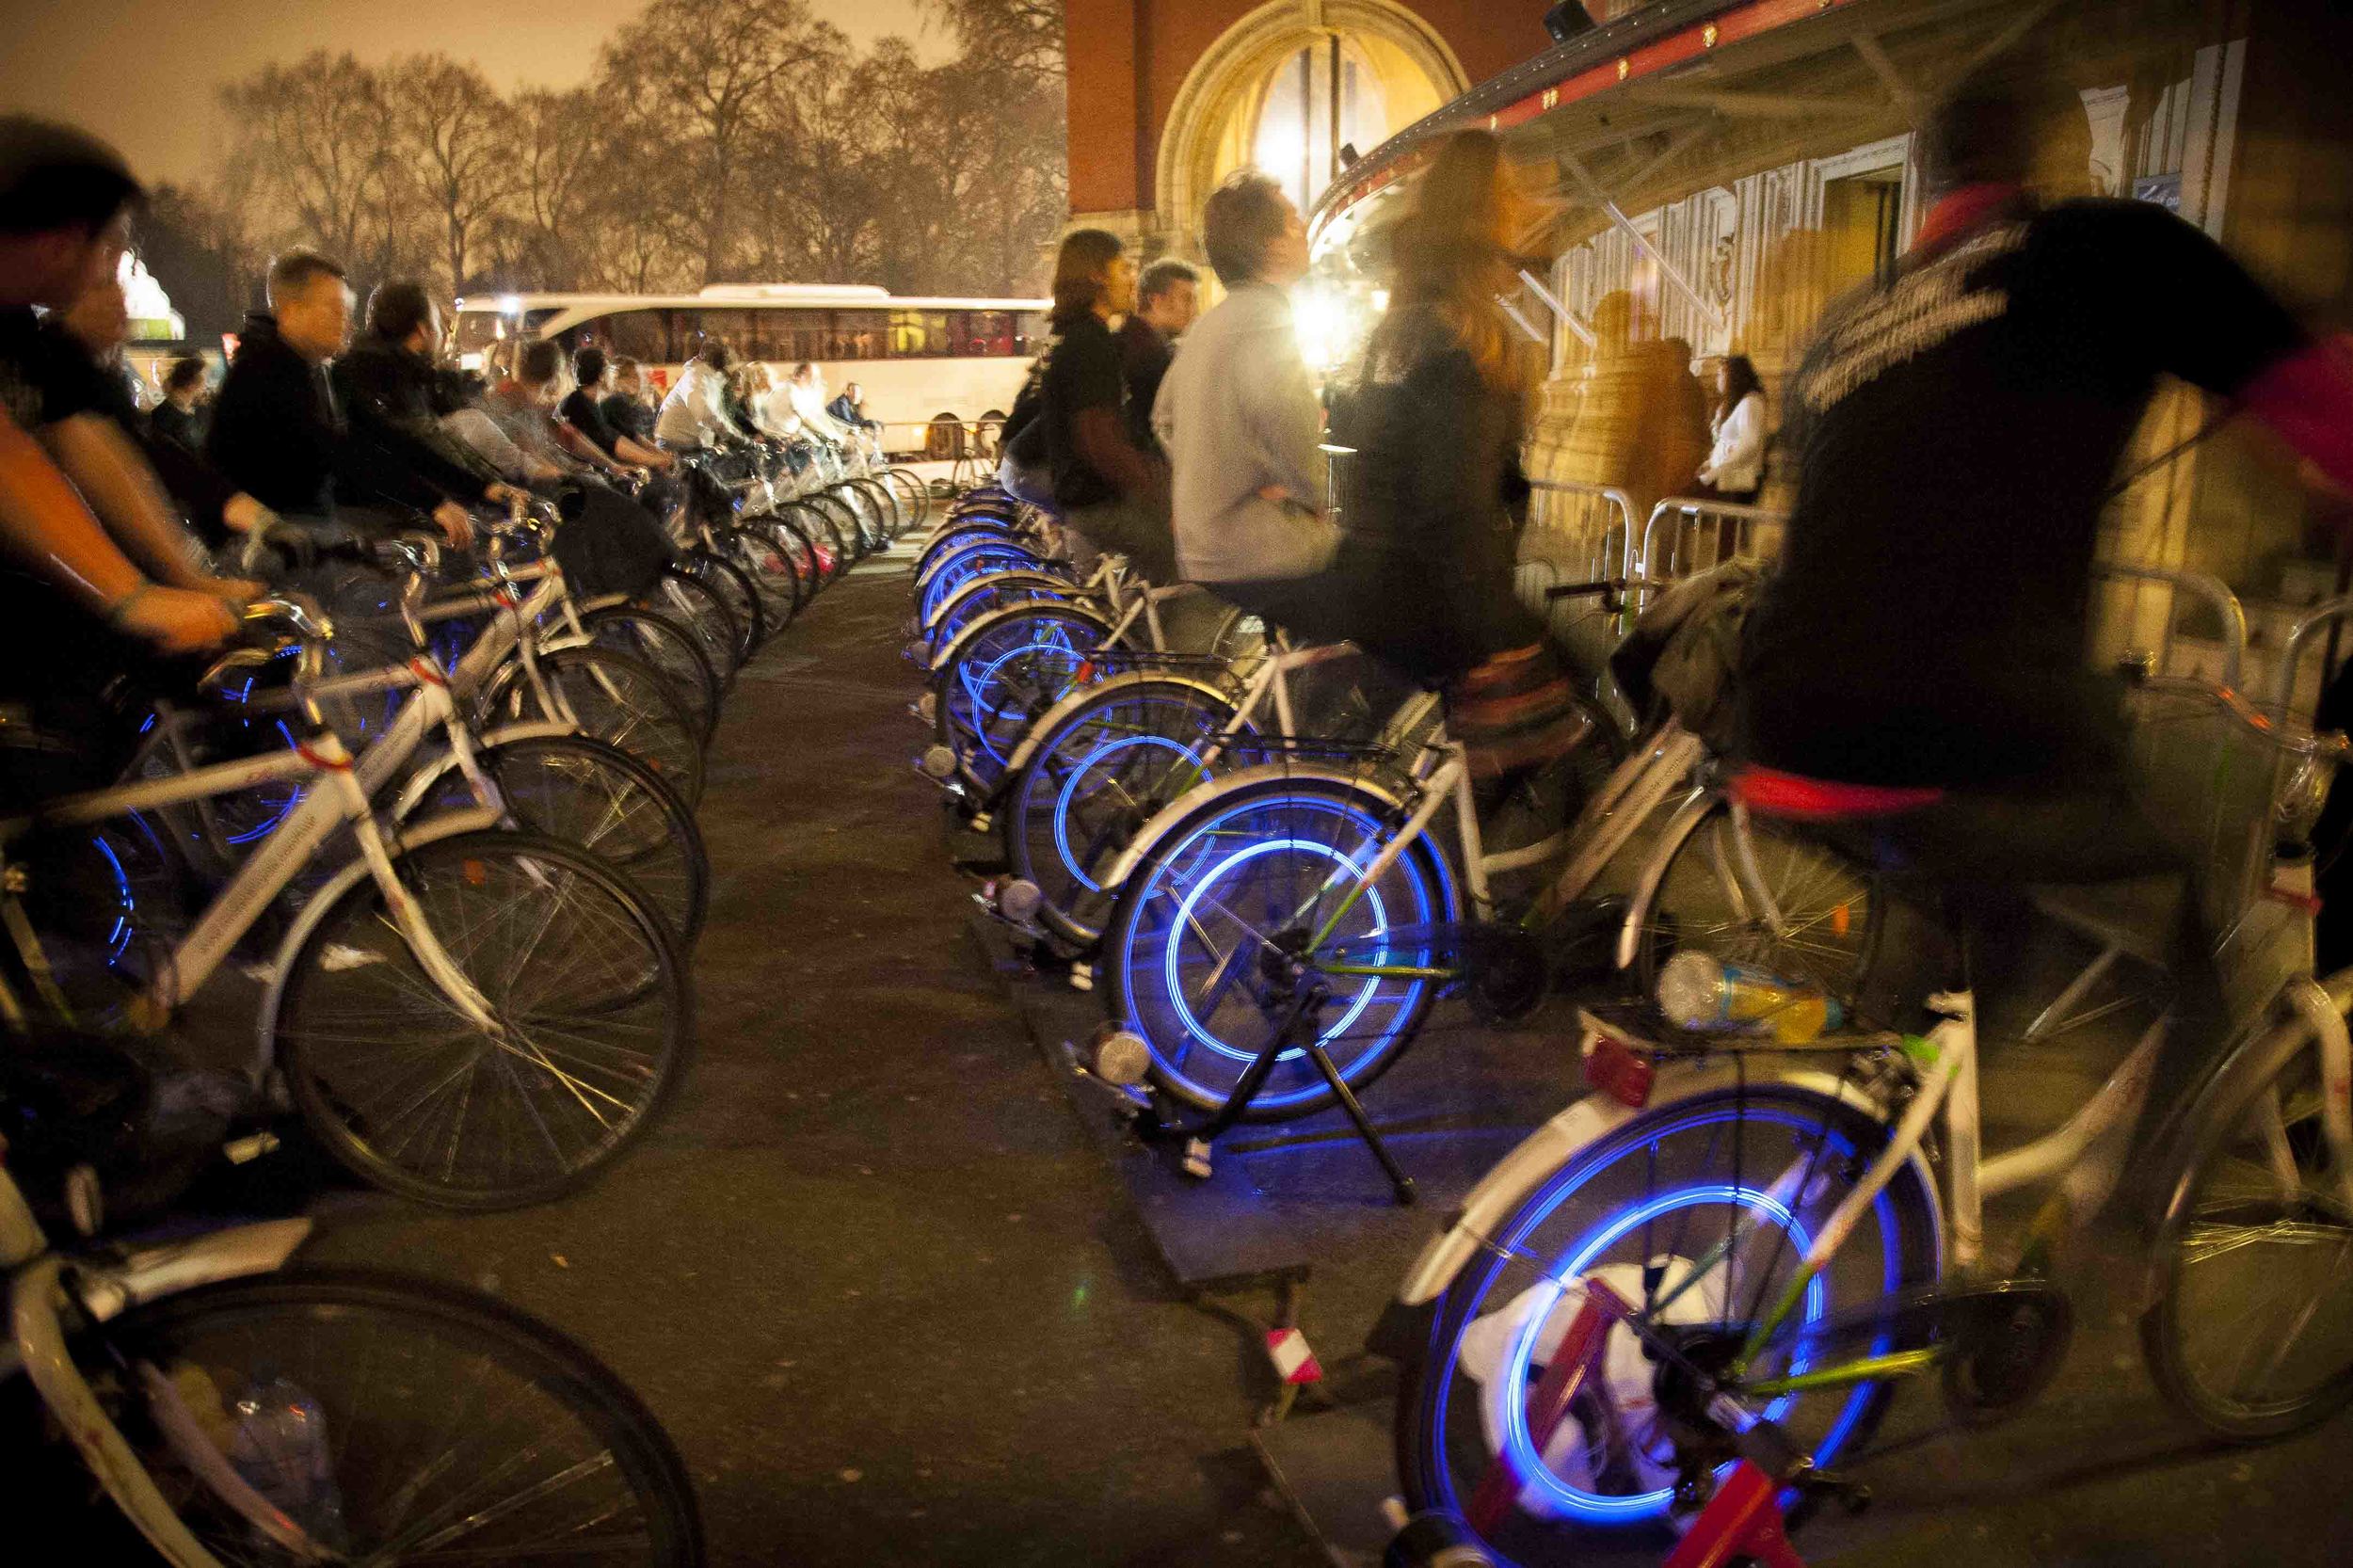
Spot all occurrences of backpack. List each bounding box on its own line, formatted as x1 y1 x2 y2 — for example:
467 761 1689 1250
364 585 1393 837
1608 560 1757 752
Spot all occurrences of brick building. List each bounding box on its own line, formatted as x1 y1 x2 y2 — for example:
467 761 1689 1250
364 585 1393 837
1062 0 1552 262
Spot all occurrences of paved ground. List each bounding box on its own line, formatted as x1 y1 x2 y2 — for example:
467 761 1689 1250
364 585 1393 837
146 548 2353 1565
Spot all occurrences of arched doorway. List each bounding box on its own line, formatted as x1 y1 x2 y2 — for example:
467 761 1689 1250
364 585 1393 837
1156 1 1465 253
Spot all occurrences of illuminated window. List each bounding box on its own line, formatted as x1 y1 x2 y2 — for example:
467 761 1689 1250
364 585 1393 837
1252 39 1387 217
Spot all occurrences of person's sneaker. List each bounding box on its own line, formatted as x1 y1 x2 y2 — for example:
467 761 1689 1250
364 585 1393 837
238 943 385 984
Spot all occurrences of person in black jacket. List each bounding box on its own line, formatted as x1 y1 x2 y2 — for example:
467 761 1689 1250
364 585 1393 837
206 250 488 549
53 267 287 560
332 279 516 517
147 355 208 454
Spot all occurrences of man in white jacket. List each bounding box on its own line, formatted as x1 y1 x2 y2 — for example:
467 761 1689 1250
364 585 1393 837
1152 171 1338 625
654 343 744 451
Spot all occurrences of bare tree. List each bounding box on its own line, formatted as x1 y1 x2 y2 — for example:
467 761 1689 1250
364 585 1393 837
385 55 520 296
918 0 1065 78
498 87 606 288
600 0 835 282
217 51 396 268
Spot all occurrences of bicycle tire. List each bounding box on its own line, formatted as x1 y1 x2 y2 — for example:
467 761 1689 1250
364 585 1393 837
929 601 1112 792
715 521 804 625
479 644 705 808
1000 676 1245 947
1102 769 1455 1119
1397 1083 1941 1560
275 829 692 1208
1625 797 1881 1003
2141 1012 2353 1439
580 605 722 742
82 1267 703 1563
683 549 765 652
413 732 711 946
651 564 747 678
887 468 931 534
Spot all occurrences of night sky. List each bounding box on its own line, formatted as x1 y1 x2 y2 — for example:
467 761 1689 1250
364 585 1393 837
0 0 947 187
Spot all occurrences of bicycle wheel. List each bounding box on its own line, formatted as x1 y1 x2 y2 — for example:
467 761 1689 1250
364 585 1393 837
787 499 856 578
923 571 1080 661
1626 800 1879 1003
580 605 722 742
481 645 705 808
2143 1020 2353 1438
81 1268 701 1563
415 733 710 946
1398 1084 1942 1561
1104 770 1456 1118
714 522 802 628
651 564 746 679
931 603 1110 792
887 468 931 535
1000 677 1244 946
274 829 691 1208
683 550 764 654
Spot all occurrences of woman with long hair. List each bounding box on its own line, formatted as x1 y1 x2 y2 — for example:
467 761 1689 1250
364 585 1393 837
1033 227 1176 579
1697 352 1767 505
1334 129 1596 782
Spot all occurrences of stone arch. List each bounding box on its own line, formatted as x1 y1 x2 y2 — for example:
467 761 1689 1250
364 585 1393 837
1154 0 1468 248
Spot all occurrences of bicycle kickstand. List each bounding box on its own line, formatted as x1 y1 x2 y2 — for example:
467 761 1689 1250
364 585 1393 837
1166 979 1417 1207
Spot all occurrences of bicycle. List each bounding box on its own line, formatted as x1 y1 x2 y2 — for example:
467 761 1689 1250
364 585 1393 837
1386 675 2353 1564
7 598 694 1210
0 1039 702 1564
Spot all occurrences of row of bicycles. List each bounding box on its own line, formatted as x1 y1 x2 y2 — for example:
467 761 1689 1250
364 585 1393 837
901 484 2353 1566
0 449 931 1563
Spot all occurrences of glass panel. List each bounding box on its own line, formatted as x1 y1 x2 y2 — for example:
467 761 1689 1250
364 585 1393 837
453 311 505 352
831 311 886 361
967 311 1017 356
1015 312 1048 356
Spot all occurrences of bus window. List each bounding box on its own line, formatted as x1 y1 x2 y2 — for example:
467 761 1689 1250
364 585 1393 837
770 308 830 363
1015 311 1048 355
968 311 1016 356
888 310 951 358
600 309 669 362
685 309 756 360
454 311 507 354
833 310 885 361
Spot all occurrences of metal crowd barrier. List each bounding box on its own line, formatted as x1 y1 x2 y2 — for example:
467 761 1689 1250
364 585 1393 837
2270 596 2353 716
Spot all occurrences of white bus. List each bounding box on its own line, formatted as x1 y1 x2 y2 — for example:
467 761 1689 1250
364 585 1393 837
451 283 1048 451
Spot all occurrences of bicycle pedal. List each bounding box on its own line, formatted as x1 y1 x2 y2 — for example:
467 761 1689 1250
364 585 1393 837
1068 960 1096 993
1181 1138 1214 1179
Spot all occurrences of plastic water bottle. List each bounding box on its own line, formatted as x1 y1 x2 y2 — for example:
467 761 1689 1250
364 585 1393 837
225 1375 349 1549
1657 951 1842 1043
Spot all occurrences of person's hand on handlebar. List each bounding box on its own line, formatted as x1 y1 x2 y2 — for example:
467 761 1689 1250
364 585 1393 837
430 499 477 551
109 582 242 654
483 481 527 509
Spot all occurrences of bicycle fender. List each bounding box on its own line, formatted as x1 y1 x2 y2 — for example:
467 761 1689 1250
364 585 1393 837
1097 760 1417 898
1391 1062 1932 1310
921 570 1077 636
249 808 504 1083
1613 783 1723 971
997 671 1237 780
928 600 1116 687
63 1220 314 1329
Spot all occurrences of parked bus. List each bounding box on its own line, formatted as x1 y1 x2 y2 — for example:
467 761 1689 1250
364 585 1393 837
451 283 1048 451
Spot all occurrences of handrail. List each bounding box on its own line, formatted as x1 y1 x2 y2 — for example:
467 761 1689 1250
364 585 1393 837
2093 564 2247 691
2270 595 2353 712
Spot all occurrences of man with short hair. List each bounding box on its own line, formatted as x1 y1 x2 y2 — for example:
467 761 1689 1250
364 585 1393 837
0 116 249 798
333 278 516 521
824 378 882 441
602 358 656 444
562 347 673 472
1153 170 1335 616
208 250 478 548
1120 257 1199 453
655 342 747 451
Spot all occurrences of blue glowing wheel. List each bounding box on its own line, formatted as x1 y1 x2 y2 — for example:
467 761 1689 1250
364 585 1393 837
914 537 1055 625
922 571 1080 664
1000 677 1245 946
930 604 1111 792
1396 1086 1943 1561
1103 771 1458 1118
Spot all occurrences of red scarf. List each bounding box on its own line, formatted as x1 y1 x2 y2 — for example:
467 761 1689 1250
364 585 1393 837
1909 183 2027 257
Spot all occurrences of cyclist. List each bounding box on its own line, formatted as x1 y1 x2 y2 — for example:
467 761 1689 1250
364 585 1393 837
1038 228 1176 582
654 342 749 453
207 249 480 551
0 117 247 798
333 278 521 526
563 347 675 474
1733 58 2353 1120
601 356 658 446
1120 257 1199 455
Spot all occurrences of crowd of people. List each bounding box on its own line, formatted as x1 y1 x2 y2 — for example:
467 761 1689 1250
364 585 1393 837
0 111 909 816
1007 59 2353 1076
